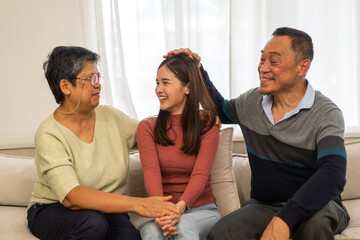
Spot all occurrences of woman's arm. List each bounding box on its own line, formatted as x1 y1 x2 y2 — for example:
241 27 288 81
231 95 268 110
34 120 178 218
179 124 220 207
62 186 177 218
137 118 164 196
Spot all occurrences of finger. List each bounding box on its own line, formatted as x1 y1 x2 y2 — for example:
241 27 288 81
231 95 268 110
163 54 172 58
168 48 192 56
162 202 180 213
164 49 180 57
162 209 179 217
160 214 176 221
161 223 173 231
159 216 172 222
167 227 179 237
167 226 177 231
170 219 179 227
163 226 178 237
193 53 201 62
163 230 172 237
162 195 173 201
169 231 179 237
155 219 170 227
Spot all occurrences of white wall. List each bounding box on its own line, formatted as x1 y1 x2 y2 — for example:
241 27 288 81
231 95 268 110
0 0 95 148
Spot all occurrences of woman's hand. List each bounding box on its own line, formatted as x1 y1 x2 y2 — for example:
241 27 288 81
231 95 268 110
164 48 201 68
135 195 179 218
156 200 187 237
155 214 178 237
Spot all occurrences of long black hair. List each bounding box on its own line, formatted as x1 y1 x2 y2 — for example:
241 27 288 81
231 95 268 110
154 54 217 154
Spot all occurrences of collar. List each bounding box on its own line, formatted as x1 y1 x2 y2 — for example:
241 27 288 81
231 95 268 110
262 80 315 125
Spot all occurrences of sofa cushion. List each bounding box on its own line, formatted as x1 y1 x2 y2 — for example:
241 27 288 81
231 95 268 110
0 206 39 239
0 154 36 207
210 127 241 216
334 199 360 239
342 140 360 200
232 154 251 205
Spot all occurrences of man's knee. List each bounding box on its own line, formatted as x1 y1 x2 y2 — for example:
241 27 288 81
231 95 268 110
293 200 349 240
71 210 109 240
208 215 259 240
293 216 333 240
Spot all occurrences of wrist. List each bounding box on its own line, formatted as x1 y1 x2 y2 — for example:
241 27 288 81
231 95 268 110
177 200 187 214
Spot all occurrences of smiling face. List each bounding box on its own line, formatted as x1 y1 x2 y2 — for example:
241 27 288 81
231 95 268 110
258 36 304 96
155 65 189 114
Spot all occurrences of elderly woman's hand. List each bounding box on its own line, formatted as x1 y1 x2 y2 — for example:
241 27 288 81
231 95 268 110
135 195 179 218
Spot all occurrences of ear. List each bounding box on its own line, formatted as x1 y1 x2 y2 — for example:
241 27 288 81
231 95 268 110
297 59 311 77
59 79 71 96
185 82 190 95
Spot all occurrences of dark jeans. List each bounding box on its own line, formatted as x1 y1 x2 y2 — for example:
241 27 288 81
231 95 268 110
27 202 141 240
208 198 349 240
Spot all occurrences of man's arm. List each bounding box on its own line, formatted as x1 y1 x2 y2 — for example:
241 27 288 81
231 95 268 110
276 109 347 230
260 149 346 240
276 144 346 228
199 66 236 124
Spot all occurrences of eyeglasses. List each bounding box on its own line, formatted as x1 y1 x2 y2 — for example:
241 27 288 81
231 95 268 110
76 73 103 87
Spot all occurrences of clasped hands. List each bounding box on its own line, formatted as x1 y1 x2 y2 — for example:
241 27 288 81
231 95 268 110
155 200 187 237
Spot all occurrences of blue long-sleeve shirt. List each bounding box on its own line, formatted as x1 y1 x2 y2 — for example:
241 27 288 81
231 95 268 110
200 66 347 229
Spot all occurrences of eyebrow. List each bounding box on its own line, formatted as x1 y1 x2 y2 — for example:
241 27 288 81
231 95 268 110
156 78 172 83
261 50 281 56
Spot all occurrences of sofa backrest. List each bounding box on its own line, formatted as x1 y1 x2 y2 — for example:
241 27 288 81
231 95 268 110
342 139 360 200
0 154 36 206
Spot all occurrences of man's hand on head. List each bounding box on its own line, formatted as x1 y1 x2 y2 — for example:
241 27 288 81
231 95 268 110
163 48 201 68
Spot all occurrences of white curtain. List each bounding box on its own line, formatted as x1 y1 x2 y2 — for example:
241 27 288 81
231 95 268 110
92 0 360 131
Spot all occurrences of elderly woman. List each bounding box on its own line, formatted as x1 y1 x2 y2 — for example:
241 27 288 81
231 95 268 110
27 46 178 240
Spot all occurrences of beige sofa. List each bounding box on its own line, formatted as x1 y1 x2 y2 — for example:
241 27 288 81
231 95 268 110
0 128 359 239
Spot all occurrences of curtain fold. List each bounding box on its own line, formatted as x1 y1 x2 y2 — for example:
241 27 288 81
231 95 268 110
94 0 137 118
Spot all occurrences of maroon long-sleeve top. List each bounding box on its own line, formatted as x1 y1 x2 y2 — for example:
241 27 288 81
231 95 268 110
137 114 219 208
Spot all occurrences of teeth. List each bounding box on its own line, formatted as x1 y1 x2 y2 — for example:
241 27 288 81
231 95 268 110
159 97 167 100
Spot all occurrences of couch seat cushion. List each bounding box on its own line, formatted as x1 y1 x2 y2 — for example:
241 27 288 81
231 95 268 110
0 206 38 240
334 199 360 239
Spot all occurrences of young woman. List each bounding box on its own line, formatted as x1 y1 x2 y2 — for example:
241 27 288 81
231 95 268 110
137 54 221 239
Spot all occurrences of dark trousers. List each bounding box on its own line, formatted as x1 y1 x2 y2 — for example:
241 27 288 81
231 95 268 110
208 198 349 240
27 203 141 240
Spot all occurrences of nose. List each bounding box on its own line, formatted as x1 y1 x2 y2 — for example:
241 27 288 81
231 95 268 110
94 80 101 90
155 84 162 95
258 60 270 73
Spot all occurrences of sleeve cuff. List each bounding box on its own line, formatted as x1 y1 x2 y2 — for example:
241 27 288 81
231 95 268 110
276 200 308 230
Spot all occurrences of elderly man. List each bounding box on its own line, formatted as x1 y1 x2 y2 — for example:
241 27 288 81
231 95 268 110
166 27 349 240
